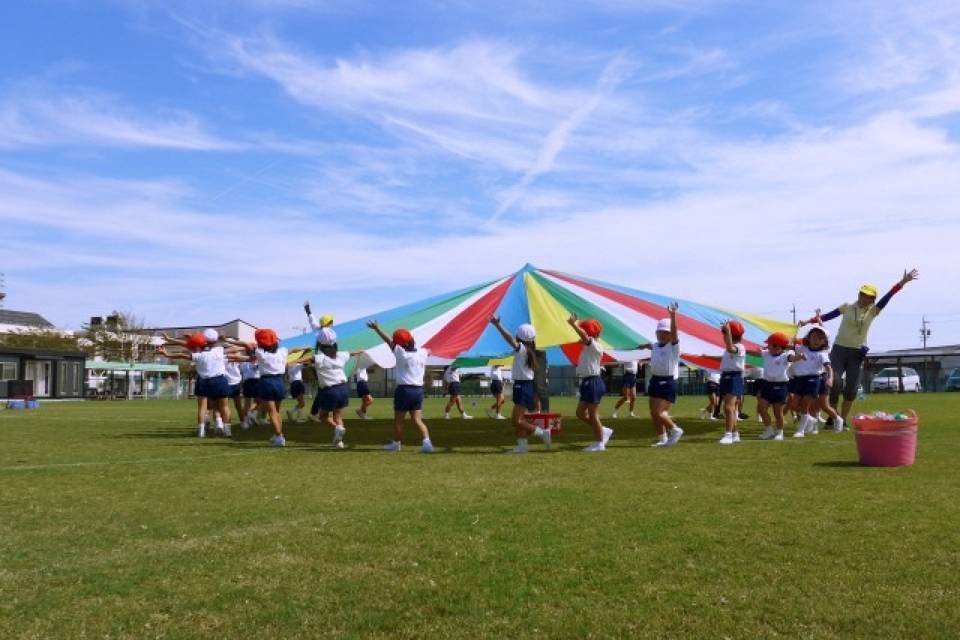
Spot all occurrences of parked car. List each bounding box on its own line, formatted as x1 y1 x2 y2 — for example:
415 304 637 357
870 367 922 392
946 368 960 392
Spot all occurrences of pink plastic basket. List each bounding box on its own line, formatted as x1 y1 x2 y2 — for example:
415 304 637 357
852 410 918 467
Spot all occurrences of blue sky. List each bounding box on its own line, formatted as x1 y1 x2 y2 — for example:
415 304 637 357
1 0 959 349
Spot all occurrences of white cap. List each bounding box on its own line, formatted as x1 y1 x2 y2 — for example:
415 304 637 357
317 327 337 346
516 323 536 342
655 318 671 333
202 328 219 342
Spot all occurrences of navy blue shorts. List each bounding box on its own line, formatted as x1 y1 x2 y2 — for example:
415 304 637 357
787 377 801 395
447 382 461 397
647 375 677 403
622 373 638 390
761 381 789 404
198 375 230 400
228 383 242 399
752 379 766 397
795 375 821 398
257 375 286 402
818 373 830 397
579 376 606 404
394 385 424 412
719 372 744 397
356 380 370 398
706 381 719 395
289 380 305 398
242 378 260 398
316 383 349 412
512 380 536 411
490 380 504 396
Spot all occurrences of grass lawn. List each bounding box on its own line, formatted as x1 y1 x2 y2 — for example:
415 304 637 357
1 392 959 639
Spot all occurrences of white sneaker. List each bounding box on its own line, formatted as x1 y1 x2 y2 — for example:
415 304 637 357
508 440 529 454
308 414 321 423
667 426 684 445
420 439 434 454
583 442 606 452
496 414 507 420
538 428 552 450
718 433 735 445
383 441 401 452
241 416 251 430
611 410 619 419
332 425 345 447
709 415 719 421
651 436 669 448
834 417 845 433
198 426 206 438
601 426 613 447
733 431 741 443
270 435 285 448
774 430 784 441
629 412 637 418
363 413 374 421
757 415 764 423
223 424 233 438
793 429 806 438
462 413 473 420
355 408 365 420
759 426 776 440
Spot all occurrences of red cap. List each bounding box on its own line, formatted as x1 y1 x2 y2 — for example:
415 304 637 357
727 321 745 339
185 333 207 351
255 328 279 348
392 328 414 348
766 332 790 349
579 319 603 338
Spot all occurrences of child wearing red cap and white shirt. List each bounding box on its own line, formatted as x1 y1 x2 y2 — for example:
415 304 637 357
718 321 746 445
231 329 288 447
758 332 803 441
159 332 232 438
367 321 434 453
568 314 613 452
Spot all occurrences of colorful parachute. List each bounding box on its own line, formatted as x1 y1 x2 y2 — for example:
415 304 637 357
281 264 794 370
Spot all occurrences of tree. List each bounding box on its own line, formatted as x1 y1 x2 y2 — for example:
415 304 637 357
0 328 82 351
81 310 155 362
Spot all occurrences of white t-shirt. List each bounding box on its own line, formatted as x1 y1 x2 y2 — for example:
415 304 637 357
287 363 304 382
394 345 429 386
256 347 289 376
443 368 460 384
224 361 242 385
708 372 721 385
313 351 349 388
762 350 793 382
649 342 679 379
511 344 535 381
355 367 368 383
787 361 797 379
720 343 746 373
490 366 503 382
192 346 226 379
576 339 604 378
793 345 831 377
623 360 639 374
240 362 259 380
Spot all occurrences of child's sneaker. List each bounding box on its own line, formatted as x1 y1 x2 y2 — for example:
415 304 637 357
666 426 684 446
773 430 784 441
496 414 507 420
508 440 528 454
420 439 434 454
538 428 552 450
601 426 613 447
462 413 473 420
834 417 845 433
718 432 735 445
733 431 741 443
582 442 606 452
383 441 401 452
611 410 619 419
759 426 776 440
270 434 285 448
222 424 232 438
651 435 669 448
332 425 345 447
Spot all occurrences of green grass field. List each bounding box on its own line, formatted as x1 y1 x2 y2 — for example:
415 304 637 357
2 393 959 639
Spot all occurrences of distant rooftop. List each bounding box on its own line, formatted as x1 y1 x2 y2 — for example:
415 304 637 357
0 309 54 329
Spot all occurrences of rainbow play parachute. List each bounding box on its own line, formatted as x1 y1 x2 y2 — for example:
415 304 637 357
281 264 794 370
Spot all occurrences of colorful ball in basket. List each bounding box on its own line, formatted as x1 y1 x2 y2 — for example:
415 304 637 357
853 411 918 467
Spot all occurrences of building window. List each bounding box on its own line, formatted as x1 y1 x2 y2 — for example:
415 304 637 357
0 362 17 381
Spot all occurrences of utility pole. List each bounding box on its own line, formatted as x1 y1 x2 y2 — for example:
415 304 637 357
0 272 5 309
791 304 796 325
920 315 930 349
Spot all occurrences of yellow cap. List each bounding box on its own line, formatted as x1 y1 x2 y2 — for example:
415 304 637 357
319 314 334 327
859 284 878 298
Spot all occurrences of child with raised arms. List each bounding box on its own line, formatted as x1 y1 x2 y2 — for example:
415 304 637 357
637 303 683 447
489 317 552 453
298 328 352 448
568 315 613 452
718 321 746 445
367 321 434 453
485 364 506 420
